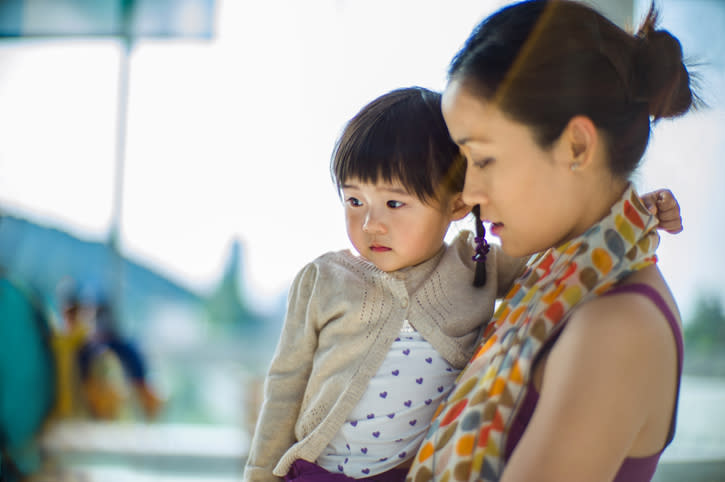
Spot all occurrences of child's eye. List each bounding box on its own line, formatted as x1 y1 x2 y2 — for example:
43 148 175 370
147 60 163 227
387 200 404 208
346 197 362 207
472 157 494 169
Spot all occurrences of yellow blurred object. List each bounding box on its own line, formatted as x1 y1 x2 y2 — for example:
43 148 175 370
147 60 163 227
83 348 130 420
50 317 89 419
136 382 163 420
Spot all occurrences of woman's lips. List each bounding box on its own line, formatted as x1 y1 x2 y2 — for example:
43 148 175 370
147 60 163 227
370 245 391 252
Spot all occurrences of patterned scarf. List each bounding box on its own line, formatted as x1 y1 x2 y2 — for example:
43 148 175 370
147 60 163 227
406 185 660 482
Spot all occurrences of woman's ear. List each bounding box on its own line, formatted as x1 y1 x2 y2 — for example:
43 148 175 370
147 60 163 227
449 193 472 221
559 115 598 172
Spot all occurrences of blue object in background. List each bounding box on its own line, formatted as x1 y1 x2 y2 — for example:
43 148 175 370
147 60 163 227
0 276 56 480
0 0 217 39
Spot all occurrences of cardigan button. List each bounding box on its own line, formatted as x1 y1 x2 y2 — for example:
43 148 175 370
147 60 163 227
401 299 409 308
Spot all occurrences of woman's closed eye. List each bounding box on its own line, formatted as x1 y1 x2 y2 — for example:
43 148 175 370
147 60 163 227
471 157 494 169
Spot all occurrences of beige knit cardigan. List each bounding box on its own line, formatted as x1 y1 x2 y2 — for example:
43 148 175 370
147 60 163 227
243 231 526 482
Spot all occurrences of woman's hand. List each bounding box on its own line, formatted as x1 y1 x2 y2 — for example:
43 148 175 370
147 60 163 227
641 189 683 234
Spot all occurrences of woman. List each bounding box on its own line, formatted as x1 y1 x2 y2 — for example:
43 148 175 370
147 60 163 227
406 1 694 481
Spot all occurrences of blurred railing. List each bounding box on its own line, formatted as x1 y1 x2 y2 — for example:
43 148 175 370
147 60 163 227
40 421 248 482
39 420 725 482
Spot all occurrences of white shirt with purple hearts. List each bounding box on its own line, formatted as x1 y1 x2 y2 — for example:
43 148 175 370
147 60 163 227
316 320 461 478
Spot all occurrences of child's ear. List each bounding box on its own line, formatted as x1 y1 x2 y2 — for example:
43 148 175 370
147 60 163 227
449 193 471 221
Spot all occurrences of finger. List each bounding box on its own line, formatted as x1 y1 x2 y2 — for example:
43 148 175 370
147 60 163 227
655 190 679 210
658 215 682 226
641 195 658 215
655 189 672 201
659 219 683 234
664 224 683 234
657 211 681 222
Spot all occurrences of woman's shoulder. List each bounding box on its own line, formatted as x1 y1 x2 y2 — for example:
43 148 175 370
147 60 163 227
566 290 676 357
547 267 681 417
565 272 678 359
514 270 682 479
569 265 681 340
539 265 682 458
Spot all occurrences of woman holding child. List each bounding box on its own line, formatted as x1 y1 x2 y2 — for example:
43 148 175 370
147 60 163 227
407 1 693 481
245 0 690 481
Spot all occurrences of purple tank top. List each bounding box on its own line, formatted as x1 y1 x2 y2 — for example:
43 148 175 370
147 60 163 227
503 283 683 482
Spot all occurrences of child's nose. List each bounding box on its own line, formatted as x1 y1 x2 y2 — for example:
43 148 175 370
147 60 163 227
362 211 386 234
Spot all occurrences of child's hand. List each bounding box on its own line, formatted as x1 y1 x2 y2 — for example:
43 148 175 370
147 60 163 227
641 189 683 234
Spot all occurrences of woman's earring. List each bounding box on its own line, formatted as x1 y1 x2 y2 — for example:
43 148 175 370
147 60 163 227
570 162 581 171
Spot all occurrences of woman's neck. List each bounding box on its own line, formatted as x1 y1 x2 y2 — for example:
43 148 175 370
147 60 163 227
568 174 630 243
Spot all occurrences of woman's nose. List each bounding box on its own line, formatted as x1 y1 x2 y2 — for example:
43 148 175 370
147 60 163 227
462 181 489 209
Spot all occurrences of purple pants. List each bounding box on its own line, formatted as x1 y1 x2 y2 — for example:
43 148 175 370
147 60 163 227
284 460 408 482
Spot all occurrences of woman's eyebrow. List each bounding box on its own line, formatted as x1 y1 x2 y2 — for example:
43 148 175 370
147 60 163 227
456 134 492 145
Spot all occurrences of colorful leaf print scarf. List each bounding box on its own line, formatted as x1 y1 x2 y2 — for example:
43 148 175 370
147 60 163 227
407 185 660 482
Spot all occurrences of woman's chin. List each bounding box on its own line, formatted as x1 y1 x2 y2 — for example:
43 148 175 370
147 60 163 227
499 239 539 259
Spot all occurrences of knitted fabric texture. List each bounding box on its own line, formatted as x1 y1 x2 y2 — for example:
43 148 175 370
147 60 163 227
406 185 660 482
244 232 527 482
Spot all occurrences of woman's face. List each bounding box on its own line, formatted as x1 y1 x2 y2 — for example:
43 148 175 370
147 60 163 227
441 79 584 257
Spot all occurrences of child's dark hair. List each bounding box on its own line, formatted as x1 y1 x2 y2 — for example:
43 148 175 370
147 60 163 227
448 0 696 178
331 87 465 204
331 87 487 286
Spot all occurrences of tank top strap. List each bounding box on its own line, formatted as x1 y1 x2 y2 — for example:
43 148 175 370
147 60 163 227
506 282 684 464
602 282 683 446
603 283 683 375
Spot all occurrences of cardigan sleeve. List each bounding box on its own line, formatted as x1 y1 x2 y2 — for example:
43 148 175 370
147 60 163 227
243 263 321 482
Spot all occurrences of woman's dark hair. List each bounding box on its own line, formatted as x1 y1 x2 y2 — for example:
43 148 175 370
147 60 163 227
448 0 695 178
331 86 465 204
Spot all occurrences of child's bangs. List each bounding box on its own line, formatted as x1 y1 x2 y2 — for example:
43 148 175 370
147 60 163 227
335 131 440 203
332 87 465 204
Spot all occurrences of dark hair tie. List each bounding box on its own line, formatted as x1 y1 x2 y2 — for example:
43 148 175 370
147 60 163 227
472 204 489 287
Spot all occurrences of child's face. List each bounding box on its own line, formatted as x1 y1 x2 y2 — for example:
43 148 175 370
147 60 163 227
341 178 462 272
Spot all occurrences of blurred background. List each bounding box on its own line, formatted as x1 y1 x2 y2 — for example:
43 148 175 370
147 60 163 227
0 0 723 481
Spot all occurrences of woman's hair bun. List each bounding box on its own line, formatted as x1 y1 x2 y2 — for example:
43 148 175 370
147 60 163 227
632 9 693 120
